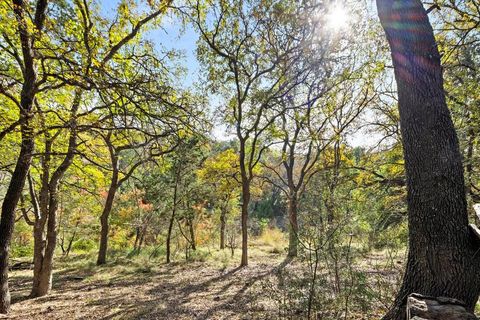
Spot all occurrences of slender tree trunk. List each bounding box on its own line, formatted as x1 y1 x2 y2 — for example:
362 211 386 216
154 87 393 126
138 224 147 251
188 218 196 251
166 213 175 263
240 182 250 267
239 139 250 267
220 206 226 250
166 177 179 263
287 194 298 258
65 222 78 257
133 227 140 251
31 127 54 299
97 179 118 265
31 131 51 296
97 137 119 266
377 1 480 319
31 217 46 296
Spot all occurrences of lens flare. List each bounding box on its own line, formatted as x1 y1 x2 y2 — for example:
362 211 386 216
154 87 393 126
325 5 349 31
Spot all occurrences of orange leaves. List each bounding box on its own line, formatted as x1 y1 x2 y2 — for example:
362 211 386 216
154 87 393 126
138 199 153 211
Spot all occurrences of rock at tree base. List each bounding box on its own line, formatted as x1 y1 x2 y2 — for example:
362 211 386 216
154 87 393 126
407 293 478 320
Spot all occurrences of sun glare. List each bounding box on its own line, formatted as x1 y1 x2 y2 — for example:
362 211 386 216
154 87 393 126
325 5 349 32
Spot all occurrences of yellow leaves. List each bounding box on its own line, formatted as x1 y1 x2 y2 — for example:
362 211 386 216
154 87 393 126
0 2 12 35
117 0 139 21
118 206 135 220
321 144 350 166
198 148 240 195
250 181 263 199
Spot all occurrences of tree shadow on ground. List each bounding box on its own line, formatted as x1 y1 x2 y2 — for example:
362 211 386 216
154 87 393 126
97 257 292 320
5 255 292 320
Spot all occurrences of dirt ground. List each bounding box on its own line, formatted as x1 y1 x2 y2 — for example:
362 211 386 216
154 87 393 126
0 251 290 320
0 245 403 320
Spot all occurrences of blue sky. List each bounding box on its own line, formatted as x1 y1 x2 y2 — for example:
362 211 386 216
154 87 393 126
99 0 233 138
97 0 379 146
100 0 201 89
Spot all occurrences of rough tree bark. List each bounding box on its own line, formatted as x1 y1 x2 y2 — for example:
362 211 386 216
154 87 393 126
377 1 480 319
0 0 48 313
0 121 34 313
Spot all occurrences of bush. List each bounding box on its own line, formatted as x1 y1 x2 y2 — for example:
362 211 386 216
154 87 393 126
259 227 286 254
148 245 166 259
72 238 97 252
11 245 33 258
373 222 408 250
188 248 211 262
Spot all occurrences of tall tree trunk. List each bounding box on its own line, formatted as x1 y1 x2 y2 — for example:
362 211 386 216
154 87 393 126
235 137 250 267
0 0 48 311
188 218 196 251
31 91 80 296
220 206 226 250
97 176 118 266
133 227 140 252
240 180 250 267
239 139 250 267
31 193 58 297
287 194 298 258
166 211 175 263
97 137 119 266
31 130 51 296
64 221 79 257
31 218 46 296
138 223 147 251
166 177 179 263
377 1 480 319
0 120 34 313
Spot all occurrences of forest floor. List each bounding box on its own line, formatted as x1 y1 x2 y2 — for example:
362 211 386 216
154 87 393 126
0 240 403 320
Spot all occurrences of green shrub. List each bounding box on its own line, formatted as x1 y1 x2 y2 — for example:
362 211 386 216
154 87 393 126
11 245 33 258
72 238 97 252
188 248 210 262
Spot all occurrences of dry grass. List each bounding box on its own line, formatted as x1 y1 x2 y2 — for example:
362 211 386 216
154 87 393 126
256 228 287 254
0 240 403 320
0 244 289 320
